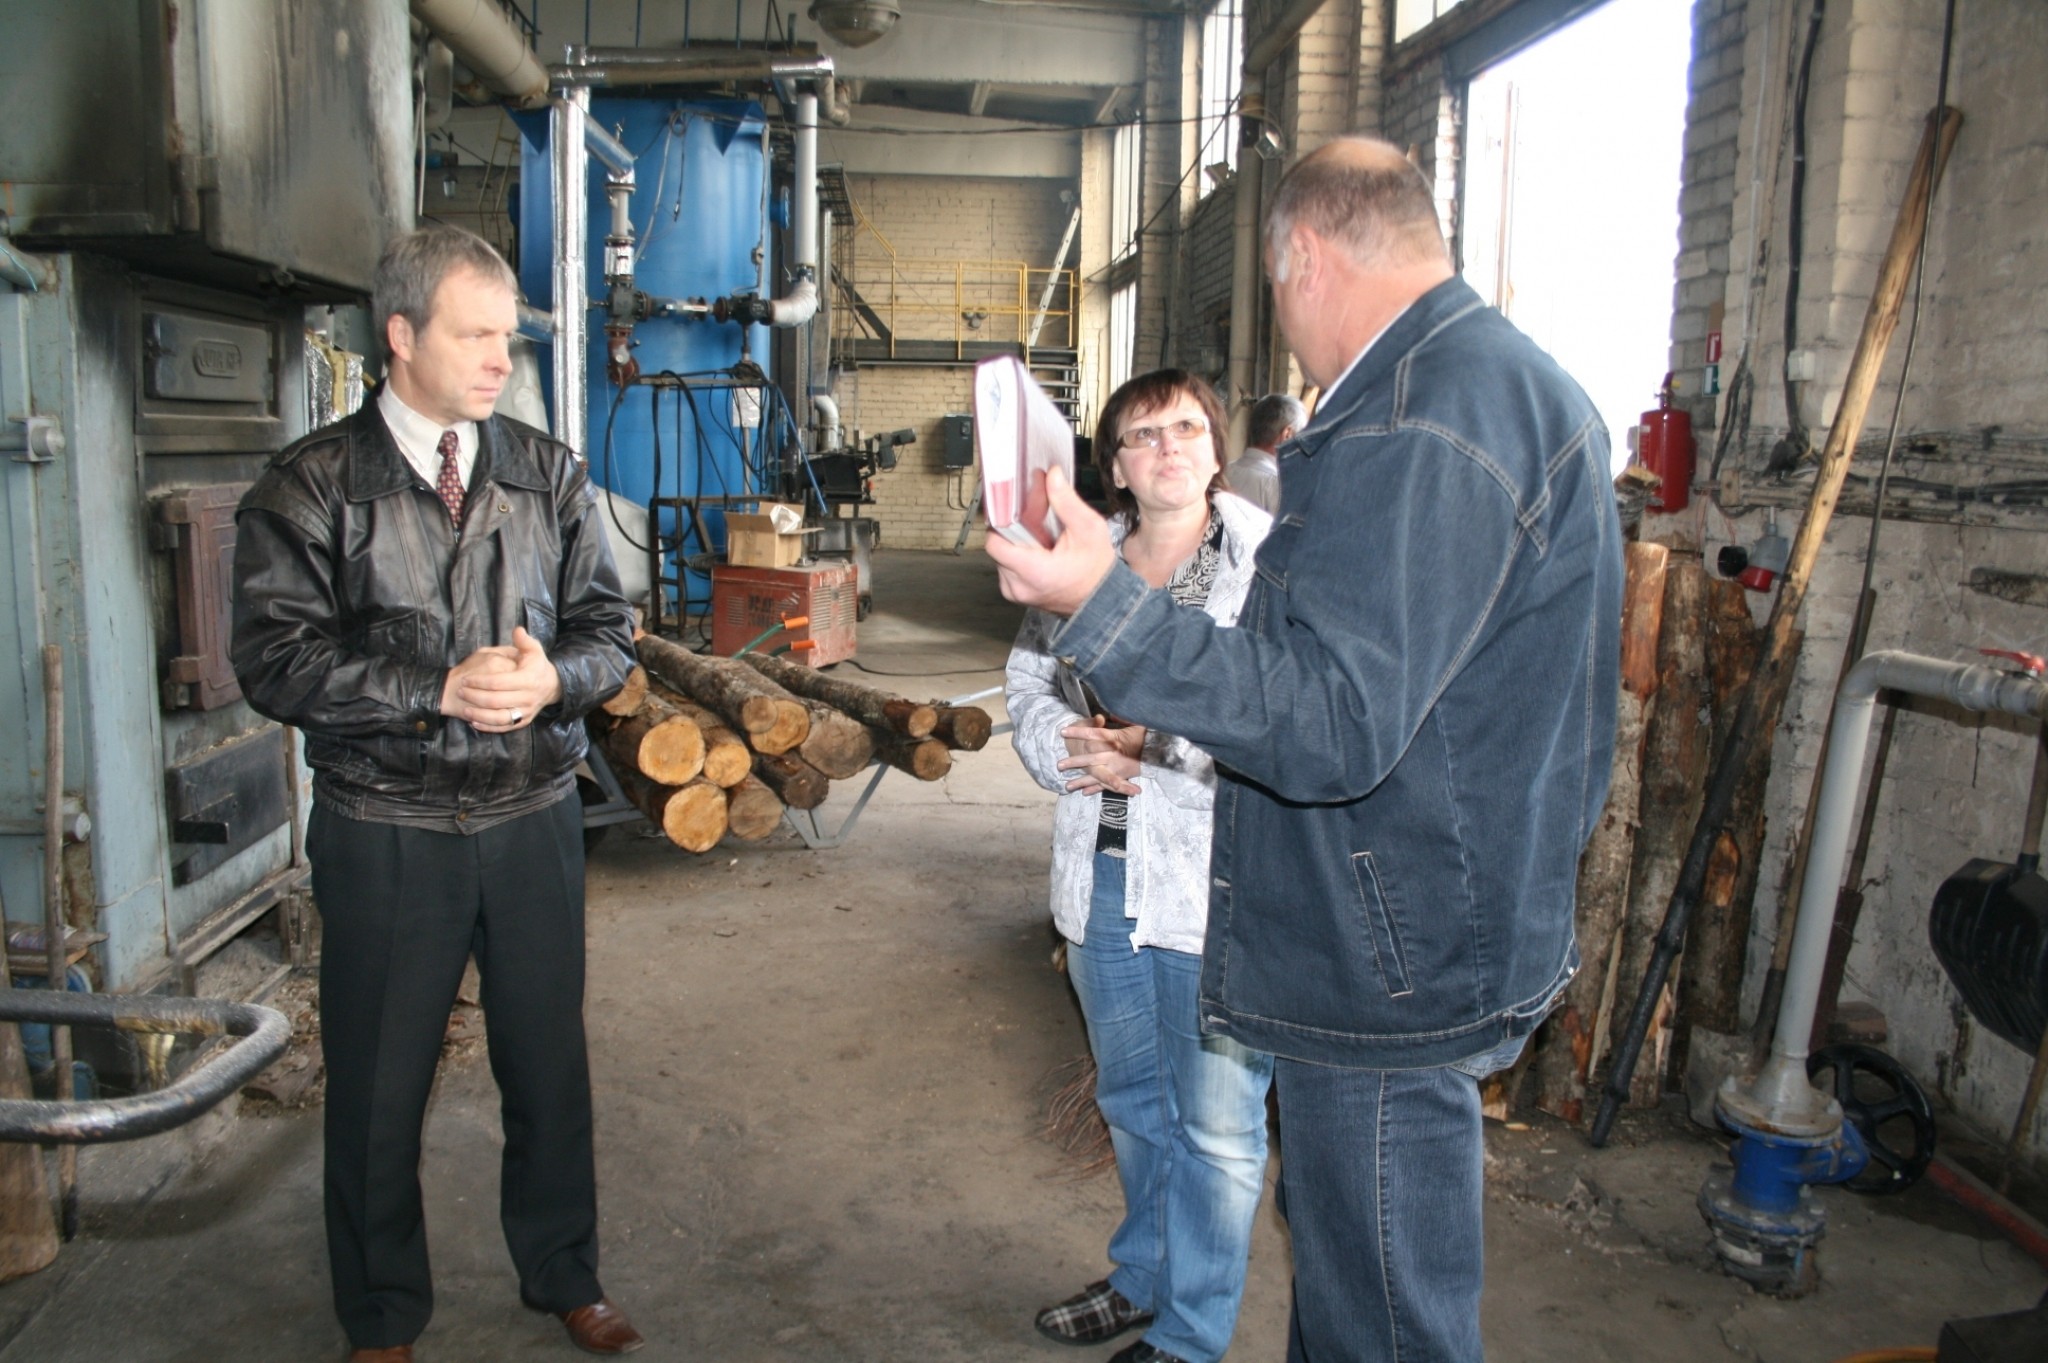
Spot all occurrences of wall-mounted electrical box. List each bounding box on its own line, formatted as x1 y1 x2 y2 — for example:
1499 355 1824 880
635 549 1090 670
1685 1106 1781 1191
940 413 975 468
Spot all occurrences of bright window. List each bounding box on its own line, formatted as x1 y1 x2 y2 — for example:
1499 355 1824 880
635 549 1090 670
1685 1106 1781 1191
1395 0 1467 43
1197 0 1244 194
1108 283 1136 395
1110 121 1141 263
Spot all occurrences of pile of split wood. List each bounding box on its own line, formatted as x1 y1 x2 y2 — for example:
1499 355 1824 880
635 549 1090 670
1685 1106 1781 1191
587 634 993 852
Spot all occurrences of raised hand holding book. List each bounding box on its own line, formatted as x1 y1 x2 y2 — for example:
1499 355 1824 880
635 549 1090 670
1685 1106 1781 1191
974 355 1074 548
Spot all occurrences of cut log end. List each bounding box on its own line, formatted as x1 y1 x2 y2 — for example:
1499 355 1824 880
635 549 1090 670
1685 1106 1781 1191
931 705 992 751
726 774 784 841
877 735 952 782
663 781 729 853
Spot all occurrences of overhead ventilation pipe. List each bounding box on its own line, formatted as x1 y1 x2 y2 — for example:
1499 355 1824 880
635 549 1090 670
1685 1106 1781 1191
766 88 822 329
409 0 550 108
1225 0 1330 450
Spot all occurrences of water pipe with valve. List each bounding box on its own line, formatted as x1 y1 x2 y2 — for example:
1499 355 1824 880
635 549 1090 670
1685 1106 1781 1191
1701 650 2048 1293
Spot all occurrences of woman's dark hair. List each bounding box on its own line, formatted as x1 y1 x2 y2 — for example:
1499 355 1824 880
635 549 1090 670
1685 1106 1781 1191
1091 369 1231 524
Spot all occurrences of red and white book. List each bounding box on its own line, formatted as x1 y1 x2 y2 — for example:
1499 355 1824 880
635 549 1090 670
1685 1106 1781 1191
974 354 1072 548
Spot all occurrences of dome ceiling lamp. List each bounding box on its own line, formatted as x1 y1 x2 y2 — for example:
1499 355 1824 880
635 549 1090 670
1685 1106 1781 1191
808 0 901 48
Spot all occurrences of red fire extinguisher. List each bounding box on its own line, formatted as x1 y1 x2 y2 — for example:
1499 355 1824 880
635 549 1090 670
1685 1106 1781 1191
1638 373 1694 514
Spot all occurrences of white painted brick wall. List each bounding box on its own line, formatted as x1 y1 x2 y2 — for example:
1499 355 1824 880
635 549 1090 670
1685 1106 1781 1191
1694 0 2048 1165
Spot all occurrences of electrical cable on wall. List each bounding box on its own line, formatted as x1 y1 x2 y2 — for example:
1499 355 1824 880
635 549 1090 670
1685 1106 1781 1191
1769 0 1827 472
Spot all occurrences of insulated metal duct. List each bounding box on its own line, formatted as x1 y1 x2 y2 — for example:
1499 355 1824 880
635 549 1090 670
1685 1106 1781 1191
410 0 550 108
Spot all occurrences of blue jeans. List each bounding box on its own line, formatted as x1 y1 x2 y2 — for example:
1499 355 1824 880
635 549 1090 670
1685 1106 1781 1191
1274 1035 1525 1363
1066 852 1275 1363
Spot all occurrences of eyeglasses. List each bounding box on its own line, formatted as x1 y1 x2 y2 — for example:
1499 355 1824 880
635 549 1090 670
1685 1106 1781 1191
1117 418 1210 451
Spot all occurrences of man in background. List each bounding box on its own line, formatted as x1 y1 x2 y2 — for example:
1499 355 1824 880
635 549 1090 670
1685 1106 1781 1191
1224 392 1303 514
986 138 1622 1363
232 225 643 1361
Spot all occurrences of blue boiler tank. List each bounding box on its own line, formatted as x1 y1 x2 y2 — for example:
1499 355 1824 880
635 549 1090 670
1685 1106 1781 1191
516 97 787 616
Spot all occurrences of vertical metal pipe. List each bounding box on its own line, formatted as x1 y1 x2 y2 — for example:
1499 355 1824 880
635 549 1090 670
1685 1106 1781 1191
794 92 819 277
815 204 834 399
2016 724 2048 871
40 643 76 1236
552 90 591 454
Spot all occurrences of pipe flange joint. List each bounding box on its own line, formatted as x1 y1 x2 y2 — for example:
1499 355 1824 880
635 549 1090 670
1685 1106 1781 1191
1698 1165 1825 1295
1696 1116 1867 1295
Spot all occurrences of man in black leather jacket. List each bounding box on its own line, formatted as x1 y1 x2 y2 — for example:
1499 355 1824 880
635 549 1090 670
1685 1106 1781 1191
231 225 642 1361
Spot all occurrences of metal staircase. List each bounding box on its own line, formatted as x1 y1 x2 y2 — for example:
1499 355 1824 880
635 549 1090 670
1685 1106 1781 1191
1030 347 1082 426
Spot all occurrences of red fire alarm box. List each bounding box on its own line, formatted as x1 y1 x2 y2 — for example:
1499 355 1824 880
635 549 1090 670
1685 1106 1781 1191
709 561 859 667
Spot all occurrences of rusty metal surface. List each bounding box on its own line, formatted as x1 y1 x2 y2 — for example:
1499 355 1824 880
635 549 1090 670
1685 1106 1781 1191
0 988 289 1143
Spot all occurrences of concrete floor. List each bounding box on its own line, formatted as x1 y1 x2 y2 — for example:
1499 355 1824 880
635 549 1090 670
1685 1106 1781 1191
0 547 2043 1362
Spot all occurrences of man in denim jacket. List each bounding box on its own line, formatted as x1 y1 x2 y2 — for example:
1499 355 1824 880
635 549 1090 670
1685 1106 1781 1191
988 138 1622 1362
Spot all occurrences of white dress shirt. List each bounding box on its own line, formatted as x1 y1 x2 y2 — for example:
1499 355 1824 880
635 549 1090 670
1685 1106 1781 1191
378 384 477 493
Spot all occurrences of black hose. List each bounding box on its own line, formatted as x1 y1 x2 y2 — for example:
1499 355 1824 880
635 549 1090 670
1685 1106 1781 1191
1771 0 1827 471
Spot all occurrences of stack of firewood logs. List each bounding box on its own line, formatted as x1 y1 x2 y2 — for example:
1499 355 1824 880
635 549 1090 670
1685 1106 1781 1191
586 634 993 852
1525 542 1771 1125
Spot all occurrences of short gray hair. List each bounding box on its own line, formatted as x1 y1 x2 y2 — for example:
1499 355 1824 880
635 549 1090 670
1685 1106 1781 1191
1247 393 1308 450
1265 138 1448 271
371 225 518 341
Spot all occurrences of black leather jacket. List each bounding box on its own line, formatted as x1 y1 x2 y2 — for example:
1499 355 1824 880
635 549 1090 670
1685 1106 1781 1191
231 404 634 833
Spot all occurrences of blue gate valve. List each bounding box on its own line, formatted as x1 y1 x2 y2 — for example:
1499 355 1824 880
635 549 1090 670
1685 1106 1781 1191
1698 1057 1870 1296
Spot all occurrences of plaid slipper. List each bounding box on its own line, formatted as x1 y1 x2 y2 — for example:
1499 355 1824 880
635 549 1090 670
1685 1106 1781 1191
1033 1280 1154 1346
1109 1344 1190 1363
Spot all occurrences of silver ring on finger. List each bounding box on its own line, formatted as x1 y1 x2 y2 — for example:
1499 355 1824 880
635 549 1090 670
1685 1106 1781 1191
510 709 522 724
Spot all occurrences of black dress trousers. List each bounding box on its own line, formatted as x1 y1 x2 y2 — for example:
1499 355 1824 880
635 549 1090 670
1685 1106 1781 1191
308 794 601 1349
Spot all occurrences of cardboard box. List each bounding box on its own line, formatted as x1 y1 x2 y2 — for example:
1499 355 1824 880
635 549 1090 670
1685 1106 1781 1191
725 502 812 568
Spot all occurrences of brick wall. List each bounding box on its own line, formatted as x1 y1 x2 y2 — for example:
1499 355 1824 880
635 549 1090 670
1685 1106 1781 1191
835 173 1072 550
1678 0 2048 1166
1287 5 1367 158
831 365 984 552
1173 184 1238 384
1137 15 1187 373
1382 51 1460 254
1669 0 1745 434
841 175 1074 344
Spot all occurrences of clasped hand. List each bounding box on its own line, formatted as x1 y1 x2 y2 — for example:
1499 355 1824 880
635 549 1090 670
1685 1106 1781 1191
439 626 564 733
1057 714 1146 796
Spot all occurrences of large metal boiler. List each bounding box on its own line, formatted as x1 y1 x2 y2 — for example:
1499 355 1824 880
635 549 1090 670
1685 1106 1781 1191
0 0 411 1046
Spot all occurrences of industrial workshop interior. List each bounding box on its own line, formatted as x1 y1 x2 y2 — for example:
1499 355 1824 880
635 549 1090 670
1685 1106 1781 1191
0 0 2046 1359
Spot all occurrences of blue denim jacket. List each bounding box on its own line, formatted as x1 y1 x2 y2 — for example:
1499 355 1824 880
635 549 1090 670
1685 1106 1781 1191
1050 277 1623 1069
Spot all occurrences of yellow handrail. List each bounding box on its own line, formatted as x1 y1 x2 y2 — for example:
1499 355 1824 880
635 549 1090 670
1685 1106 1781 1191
837 256 1078 359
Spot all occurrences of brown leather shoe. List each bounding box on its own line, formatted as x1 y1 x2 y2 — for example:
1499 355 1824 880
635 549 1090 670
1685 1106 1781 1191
348 1348 413 1363
558 1298 645 1355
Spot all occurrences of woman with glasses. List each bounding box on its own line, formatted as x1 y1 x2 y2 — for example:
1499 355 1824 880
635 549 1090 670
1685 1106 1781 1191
1007 370 1275 1363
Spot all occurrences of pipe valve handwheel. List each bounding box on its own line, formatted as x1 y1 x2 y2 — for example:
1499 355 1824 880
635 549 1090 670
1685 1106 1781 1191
1806 1044 1936 1194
